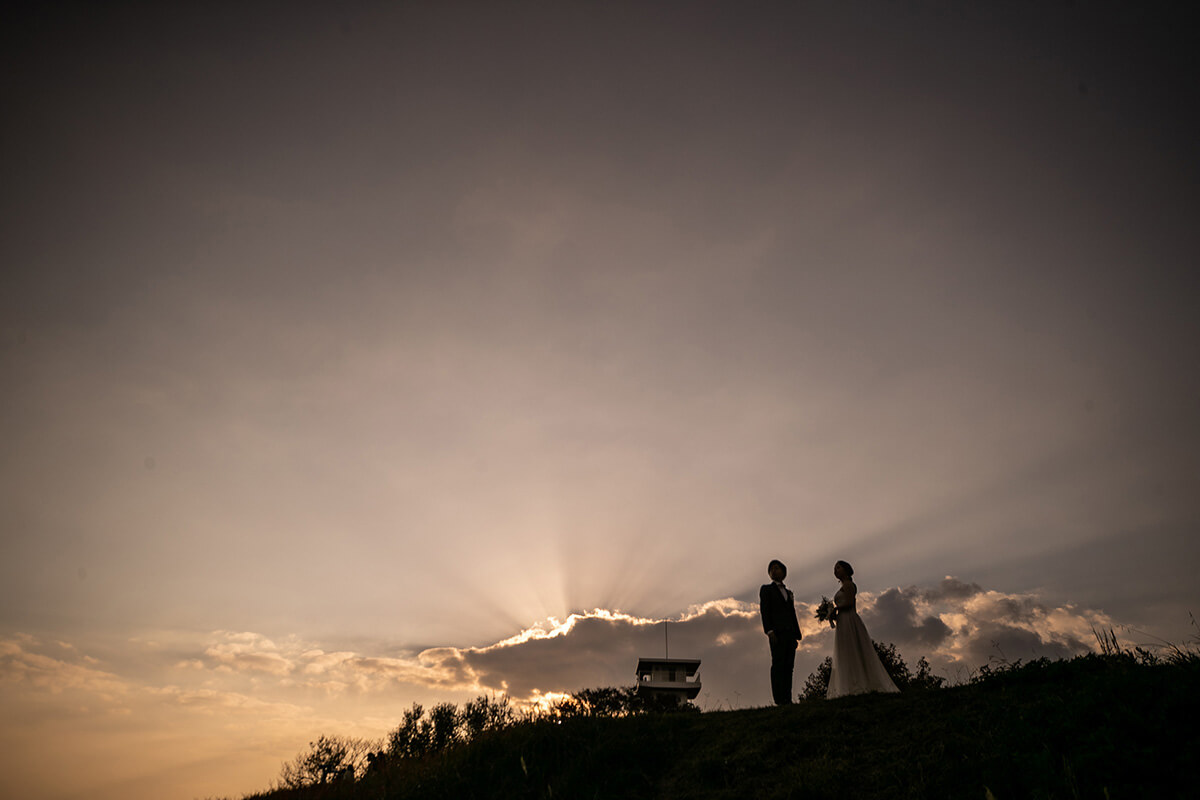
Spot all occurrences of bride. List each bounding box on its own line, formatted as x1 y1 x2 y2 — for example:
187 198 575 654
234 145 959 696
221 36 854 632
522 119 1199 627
827 560 900 699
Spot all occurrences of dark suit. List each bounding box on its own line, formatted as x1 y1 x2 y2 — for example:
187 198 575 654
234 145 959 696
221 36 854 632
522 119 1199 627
760 582 803 705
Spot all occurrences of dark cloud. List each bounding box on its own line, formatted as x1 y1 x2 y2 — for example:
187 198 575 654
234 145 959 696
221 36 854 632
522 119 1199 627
922 577 984 602
961 623 1087 670
465 616 645 697
857 576 1106 676
458 604 773 707
868 587 953 650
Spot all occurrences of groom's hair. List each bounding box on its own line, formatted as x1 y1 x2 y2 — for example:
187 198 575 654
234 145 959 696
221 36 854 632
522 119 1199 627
768 559 786 577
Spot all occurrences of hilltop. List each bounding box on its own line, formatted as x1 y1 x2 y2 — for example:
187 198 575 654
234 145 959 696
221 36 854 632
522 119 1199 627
245 654 1197 799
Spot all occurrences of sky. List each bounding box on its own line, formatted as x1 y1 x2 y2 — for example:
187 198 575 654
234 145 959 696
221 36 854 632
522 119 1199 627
2 1 1198 798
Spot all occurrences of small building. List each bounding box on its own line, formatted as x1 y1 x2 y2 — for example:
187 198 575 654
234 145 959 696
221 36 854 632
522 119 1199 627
634 657 702 704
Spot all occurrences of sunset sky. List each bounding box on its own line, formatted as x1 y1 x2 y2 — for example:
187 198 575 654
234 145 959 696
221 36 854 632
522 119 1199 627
2 2 1198 798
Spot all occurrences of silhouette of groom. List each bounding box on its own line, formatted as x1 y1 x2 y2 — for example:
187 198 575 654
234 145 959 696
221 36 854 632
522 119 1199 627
760 558 803 705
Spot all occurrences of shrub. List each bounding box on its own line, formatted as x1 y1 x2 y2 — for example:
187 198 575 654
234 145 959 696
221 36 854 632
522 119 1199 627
799 657 832 701
549 685 698 718
910 655 947 690
799 642 945 699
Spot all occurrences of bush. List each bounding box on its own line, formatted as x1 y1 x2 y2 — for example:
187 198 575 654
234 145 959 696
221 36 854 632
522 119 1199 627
549 686 699 718
799 641 945 700
799 657 833 701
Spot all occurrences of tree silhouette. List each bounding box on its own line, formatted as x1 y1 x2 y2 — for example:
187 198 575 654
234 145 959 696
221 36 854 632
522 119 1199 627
277 734 373 788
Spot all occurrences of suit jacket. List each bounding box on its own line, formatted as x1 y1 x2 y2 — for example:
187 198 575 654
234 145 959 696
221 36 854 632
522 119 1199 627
760 582 803 641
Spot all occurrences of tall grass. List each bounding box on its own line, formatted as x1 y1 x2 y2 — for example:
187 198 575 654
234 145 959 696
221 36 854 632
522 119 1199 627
1093 614 1200 666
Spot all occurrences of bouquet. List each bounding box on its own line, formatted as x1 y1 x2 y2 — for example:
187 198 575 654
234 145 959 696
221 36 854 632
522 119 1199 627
814 596 836 624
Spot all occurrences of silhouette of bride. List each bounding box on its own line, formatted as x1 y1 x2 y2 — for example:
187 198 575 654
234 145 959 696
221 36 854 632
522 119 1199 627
827 560 900 699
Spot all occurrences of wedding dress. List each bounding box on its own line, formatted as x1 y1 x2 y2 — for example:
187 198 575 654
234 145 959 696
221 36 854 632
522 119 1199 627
827 581 900 699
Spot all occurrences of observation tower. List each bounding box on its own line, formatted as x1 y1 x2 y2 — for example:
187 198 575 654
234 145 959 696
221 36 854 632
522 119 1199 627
633 622 701 704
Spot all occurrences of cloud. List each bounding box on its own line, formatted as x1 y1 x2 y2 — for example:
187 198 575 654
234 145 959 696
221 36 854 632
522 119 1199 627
458 601 764 702
0 635 130 700
176 632 479 696
203 631 295 676
870 587 954 649
857 577 1115 675
154 577 1121 709
319 648 475 694
170 605 767 705
299 649 358 675
148 685 309 716
5 577 1121 726
425 578 1123 705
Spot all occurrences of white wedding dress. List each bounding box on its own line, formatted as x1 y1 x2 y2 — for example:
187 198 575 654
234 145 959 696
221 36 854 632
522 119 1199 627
827 581 900 699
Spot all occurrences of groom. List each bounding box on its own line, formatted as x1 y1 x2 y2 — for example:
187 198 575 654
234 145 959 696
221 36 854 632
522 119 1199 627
760 558 803 705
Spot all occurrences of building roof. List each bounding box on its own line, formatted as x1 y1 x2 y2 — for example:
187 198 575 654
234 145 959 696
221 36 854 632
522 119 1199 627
635 657 701 674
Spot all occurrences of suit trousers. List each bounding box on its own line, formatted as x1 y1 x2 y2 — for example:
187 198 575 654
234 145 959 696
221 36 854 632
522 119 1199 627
768 635 798 705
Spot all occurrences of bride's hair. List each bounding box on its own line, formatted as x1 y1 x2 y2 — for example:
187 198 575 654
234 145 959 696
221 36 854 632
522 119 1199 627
835 560 854 577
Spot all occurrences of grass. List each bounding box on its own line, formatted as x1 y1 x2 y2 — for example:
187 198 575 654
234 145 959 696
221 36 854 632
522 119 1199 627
245 654 1197 800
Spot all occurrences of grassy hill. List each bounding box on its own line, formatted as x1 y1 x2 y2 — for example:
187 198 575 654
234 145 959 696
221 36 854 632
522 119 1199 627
247 654 1197 799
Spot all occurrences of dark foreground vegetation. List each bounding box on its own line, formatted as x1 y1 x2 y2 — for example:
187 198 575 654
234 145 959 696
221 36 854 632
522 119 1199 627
243 635 1198 800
